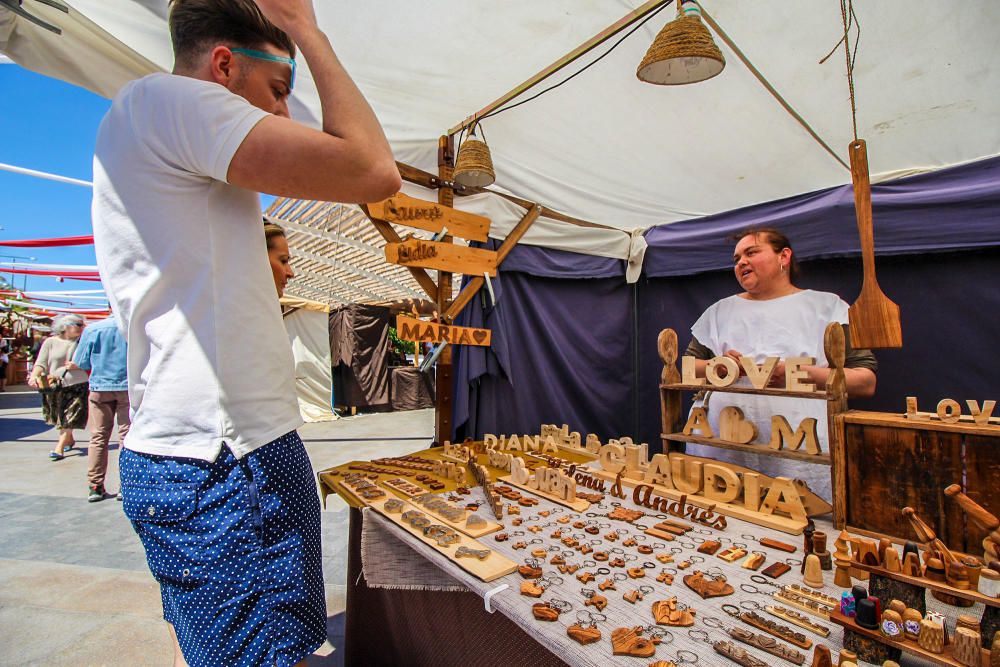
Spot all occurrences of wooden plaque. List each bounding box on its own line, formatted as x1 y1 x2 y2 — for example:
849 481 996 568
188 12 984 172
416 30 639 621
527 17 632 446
368 192 490 242
396 314 491 347
499 474 590 512
385 238 498 276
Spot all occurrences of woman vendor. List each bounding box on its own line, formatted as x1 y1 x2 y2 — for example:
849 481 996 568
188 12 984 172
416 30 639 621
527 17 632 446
684 228 877 500
265 221 295 298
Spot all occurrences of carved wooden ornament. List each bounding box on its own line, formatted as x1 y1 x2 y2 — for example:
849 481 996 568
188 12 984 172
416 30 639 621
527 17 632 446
652 597 696 626
683 571 735 599
610 626 658 657
566 623 601 645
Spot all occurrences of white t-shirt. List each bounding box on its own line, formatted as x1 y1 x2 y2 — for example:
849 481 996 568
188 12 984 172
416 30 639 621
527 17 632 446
92 73 302 461
686 289 849 500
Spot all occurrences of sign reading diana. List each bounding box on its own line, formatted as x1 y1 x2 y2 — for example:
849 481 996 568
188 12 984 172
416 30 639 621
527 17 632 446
396 315 491 347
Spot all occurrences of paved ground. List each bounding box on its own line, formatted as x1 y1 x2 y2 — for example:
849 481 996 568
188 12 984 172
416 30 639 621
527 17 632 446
0 385 433 666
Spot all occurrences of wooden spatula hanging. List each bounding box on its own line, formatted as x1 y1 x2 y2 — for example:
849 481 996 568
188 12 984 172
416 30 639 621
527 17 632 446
847 139 902 349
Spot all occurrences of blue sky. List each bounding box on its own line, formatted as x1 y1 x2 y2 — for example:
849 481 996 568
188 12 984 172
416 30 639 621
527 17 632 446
0 64 107 301
0 63 274 308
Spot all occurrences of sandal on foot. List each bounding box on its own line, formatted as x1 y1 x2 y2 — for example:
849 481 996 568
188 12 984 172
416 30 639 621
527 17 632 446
49 451 64 461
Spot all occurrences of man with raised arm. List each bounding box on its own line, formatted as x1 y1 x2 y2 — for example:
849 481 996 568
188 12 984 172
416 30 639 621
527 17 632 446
91 1 400 664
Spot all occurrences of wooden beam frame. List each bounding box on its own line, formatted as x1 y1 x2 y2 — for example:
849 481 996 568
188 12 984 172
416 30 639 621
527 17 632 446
361 209 440 303
293 248 424 298
443 204 541 322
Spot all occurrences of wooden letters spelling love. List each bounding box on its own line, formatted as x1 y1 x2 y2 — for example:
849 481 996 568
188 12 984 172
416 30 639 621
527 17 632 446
681 354 818 392
396 315 491 347
905 396 999 425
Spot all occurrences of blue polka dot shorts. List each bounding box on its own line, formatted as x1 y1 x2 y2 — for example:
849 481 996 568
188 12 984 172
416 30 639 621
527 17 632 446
120 431 326 667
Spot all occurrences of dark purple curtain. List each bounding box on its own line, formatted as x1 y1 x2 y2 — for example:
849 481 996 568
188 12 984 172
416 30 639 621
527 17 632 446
452 241 632 442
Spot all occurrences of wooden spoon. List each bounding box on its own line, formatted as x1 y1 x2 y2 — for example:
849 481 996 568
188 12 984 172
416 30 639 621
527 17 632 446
847 139 902 348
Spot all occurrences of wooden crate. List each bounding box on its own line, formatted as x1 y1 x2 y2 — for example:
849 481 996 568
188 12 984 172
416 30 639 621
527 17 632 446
838 410 1000 554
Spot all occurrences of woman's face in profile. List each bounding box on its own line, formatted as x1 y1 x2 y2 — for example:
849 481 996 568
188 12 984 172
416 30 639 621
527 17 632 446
267 235 295 297
733 233 786 294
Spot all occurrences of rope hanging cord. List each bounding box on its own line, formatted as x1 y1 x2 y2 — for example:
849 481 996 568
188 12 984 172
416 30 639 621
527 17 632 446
839 0 859 141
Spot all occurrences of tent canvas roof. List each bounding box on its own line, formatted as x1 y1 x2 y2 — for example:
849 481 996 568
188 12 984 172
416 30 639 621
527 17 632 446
4 1 998 234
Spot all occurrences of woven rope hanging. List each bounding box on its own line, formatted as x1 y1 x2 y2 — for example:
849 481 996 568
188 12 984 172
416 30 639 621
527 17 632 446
454 133 496 187
637 1 725 85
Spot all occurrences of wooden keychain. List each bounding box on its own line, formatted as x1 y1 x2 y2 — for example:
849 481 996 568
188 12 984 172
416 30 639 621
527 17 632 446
532 597 572 622
721 602 813 650
581 587 608 612
688 628 771 667
520 574 563 598
566 610 605 645
702 615 806 665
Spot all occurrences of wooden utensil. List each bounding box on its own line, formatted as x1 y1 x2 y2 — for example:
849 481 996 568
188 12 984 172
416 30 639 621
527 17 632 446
847 139 902 348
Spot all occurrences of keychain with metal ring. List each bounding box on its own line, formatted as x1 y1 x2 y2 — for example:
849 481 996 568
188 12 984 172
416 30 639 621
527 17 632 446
562 550 576 560
633 523 649 531
662 567 678 575
585 512 600 518
550 507 565 515
639 585 655 595
670 546 684 554
750 574 780 588
695 527 713 535
610 501 622 507
624 553 638 562
706 566 725 578
540 575 564 587
718 536 732 544
613 572 628 582
785 557 802 567
510 530 525 537
688 628 713 645
652 542 666 549
740 583 765 595
690 536 706 544
741 533 758 542
739 600 762 612
655 513 670 520
596 567 611 575
633 534 648 541
703 615 728 630
526 515 539 522
547 544 562 553
527 538 542 545
732 542 747 549
688 555 705 564
582 559 597 568
580 587 597 599
525 557 542 568
678 540 696 549
610 547 625 555
645 626 674 645
642 562 656 570
589 539 603 546
720 604 741 619
671 649 700 664
547 598 572 612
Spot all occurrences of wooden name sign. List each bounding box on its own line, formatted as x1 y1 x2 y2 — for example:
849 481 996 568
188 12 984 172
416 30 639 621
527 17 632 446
385 238 499 277
682 354 818 392
484 433 559 454
396 315 491 347
368 192 490 242
441 440 475 463
905 396 999 426
431 459 467 484
586 449 828 533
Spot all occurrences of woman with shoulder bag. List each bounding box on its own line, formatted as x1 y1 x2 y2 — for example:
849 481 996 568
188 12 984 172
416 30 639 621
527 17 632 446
30 315 90 460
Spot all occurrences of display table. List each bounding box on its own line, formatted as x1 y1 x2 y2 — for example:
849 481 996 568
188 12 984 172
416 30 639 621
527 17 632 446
323 447 861 666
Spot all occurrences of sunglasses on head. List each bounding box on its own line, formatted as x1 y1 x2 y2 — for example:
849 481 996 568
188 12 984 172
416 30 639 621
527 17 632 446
230 47 296 89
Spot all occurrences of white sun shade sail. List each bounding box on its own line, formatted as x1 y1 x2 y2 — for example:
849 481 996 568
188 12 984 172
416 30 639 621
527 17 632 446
3 0 999 236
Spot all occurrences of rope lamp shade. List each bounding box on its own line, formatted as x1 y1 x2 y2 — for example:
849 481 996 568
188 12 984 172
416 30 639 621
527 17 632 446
454 133 496 187
637 1 725 85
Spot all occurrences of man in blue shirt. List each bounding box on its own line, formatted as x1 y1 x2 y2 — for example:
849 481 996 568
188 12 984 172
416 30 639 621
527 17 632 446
69 316 129 502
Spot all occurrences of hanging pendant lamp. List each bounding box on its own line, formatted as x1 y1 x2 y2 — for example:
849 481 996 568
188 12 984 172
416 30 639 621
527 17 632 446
637 1 725 85
453 126 496 188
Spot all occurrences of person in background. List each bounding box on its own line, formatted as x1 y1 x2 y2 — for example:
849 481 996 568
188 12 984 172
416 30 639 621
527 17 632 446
0 338 9 391
68 315 130 502
29 314 89 460
91 0 399 664
265 221 295 297
684 227 877 500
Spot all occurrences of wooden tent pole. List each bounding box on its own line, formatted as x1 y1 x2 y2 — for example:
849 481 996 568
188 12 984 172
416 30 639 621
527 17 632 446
434 135 456 443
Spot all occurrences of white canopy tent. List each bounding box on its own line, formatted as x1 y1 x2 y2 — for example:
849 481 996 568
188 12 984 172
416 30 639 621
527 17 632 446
3 1 999 261
279 296 337 423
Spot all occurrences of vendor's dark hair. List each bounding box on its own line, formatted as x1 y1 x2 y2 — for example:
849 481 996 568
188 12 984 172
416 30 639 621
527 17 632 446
168 0 295 72
733 227 800 283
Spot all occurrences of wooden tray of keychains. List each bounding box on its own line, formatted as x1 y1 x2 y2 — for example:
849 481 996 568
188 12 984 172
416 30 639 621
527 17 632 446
365 493 517 582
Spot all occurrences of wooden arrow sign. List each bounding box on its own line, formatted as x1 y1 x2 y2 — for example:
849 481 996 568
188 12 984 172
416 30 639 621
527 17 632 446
368 193 490 242
385 238 498 276
396 315 491 347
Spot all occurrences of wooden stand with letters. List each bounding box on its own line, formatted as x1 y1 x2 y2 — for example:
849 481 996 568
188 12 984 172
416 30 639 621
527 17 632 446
658 324 848 527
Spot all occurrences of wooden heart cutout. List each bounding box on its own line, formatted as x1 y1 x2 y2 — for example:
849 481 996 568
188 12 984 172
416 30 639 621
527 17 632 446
567 624 601 645
683 571 735 599
472 329 488 344
652 597 696 627
520 580 544 597
719 406 758 444
611 627 657 657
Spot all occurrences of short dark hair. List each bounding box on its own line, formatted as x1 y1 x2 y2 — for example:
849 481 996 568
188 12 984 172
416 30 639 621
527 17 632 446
732 227 800 283
168 0 295 72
